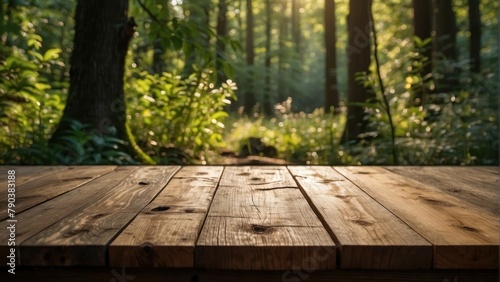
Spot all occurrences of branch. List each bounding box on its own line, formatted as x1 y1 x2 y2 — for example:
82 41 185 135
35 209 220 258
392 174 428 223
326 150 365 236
368 1 398 164
137 0 164 27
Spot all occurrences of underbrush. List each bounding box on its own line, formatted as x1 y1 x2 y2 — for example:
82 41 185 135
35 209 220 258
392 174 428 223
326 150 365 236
224 98 346 164
223 93 498 165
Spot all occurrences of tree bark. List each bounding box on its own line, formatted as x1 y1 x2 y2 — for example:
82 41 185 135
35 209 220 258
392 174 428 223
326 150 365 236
341 0 373 143
412 0 432 105
216 0 228 85
468 0 481 73
324 0 339 113
433 0 458 93
50 0 149 162
244 0 256 113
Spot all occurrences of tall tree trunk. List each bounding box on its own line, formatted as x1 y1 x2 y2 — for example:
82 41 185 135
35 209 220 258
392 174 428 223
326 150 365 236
263 0 273 116
216 0 228 85
50 0 150 163
433 0 458 93
412 0 432 105
324 0 339 113
244 0 256 113
341 0 373 143
468 0 481 73
290 0 302 103
277 0 289 103
291 0 301 55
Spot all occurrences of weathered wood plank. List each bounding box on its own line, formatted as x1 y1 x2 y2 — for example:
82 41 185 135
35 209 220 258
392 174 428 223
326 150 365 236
335 166 499 269
0 166 116 220
384 166 499 215
0 166 72 186
20 166 180 266
109 166 224 268
196 166 336 270
0 166 138 266
288 166 432 269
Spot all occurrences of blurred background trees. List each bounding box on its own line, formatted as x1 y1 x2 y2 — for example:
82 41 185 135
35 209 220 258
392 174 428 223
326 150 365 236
0 0 498 165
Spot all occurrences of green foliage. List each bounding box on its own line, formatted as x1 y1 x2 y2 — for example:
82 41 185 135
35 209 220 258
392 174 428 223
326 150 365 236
341 42 498 165
50 120 138 165
126 68 237 164
0 0 497 166
0 47 65 159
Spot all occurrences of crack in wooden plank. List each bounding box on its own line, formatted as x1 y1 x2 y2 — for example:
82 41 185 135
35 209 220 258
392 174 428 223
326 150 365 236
254 186 298 191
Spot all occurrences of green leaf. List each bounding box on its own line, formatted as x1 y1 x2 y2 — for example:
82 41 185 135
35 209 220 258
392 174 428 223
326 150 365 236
210 111 228 121
28 50 44 61
43 48 62 61
171 36 183 50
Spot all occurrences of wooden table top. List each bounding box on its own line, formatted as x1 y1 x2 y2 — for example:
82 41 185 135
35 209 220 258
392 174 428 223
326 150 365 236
0 166 498 274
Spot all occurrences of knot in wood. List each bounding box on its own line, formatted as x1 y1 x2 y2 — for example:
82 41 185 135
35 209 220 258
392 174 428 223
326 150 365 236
151 205 170 212
420 198 454 207
351 220 373 226
459 225 479 233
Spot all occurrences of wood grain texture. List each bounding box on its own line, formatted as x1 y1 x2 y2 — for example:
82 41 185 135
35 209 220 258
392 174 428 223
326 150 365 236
109 166 224 268
335 166 499 269
288 166 432 269
20 166 180 266
0 166 116 220
0 166 138 265
196 166 336 270
0 166 72 186
385 166 499 215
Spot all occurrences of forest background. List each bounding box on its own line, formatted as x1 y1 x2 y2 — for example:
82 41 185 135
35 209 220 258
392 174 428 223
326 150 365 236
0 0 498 165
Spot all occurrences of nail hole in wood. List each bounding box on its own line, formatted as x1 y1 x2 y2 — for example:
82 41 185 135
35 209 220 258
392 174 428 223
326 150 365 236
151 205 170 212
142 243 153 255
184 208 194 213
251 177 263 181
251 224 268 234
139 181 150 185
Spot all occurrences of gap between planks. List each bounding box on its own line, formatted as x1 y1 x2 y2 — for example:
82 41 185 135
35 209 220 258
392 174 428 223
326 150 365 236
18 166 180 266
109 166 224 268
334 166 499 269
195 166 336 270
288 166 432 270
